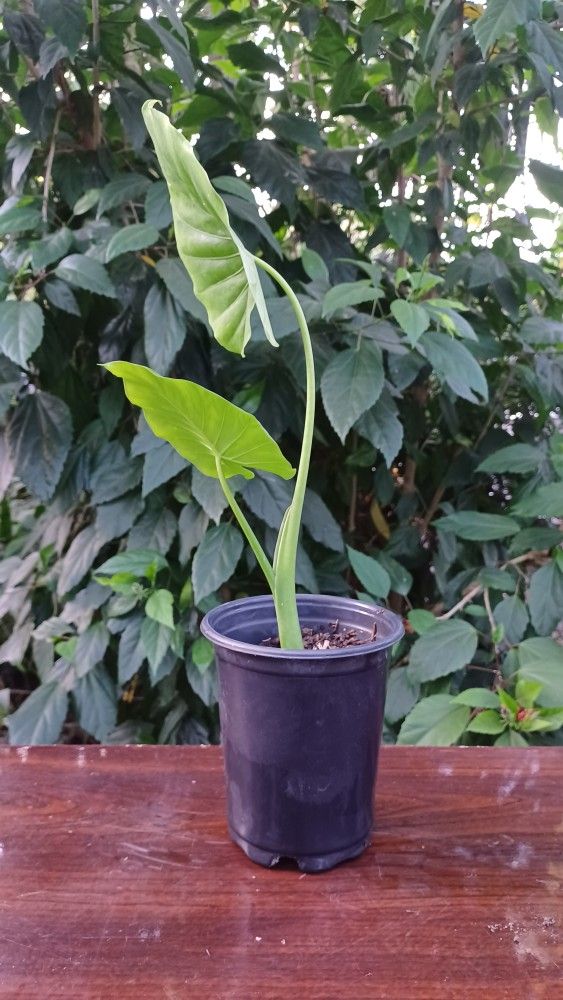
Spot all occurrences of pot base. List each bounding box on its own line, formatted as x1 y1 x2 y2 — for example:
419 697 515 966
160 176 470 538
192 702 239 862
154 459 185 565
229 824 371 873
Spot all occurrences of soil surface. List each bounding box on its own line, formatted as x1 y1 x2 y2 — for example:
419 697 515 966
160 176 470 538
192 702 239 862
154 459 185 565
262 619 376 650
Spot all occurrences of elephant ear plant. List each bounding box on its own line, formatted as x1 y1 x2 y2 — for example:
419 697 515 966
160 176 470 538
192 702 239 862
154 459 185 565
107 103 403 872
106 101 316 650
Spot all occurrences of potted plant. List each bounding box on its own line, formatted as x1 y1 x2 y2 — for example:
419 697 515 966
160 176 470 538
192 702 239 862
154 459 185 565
105 101 404 872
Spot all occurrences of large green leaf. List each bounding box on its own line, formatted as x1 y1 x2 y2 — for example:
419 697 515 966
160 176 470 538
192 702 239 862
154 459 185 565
7 681 68 745
473 0 541 54
512 484 563 518
528 562 563 636
477 443 540 475
356 389 403 467
142 100 276 355
8 390 72 501
105 223 160 262
408 620 478 682
73 667 117 741
397 694 470 746
434 511 520 541
419 332 488 403
55 254 116 298
321 340 384 443
529 161 563 207
192 523 244 604
347 546 391 599
518 638 563 707
494 594 529 645
105 361 295 481
0 300 44 369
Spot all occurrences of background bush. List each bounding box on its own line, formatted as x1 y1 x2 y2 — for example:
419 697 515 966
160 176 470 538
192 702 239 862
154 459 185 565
0 0 561 747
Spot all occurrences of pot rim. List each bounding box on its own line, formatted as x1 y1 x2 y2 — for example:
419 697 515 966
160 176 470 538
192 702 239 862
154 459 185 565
200 593 404 660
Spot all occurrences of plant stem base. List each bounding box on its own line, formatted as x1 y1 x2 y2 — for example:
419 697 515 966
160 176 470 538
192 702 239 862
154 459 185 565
229 824 370 873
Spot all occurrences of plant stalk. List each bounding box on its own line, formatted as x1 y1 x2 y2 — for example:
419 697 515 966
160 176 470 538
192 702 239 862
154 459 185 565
254 256 316 649
215 458 275 592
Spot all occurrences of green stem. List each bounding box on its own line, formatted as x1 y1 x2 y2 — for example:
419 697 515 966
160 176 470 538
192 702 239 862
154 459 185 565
254 256 316 649
215 457 275 592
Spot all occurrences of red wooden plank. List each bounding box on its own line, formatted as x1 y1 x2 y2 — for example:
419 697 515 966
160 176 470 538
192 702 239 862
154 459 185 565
0 746 561 999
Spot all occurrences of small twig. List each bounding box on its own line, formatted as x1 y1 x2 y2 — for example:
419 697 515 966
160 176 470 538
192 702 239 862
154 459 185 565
438 550 546 621
91 0 102 149
42 108 62 225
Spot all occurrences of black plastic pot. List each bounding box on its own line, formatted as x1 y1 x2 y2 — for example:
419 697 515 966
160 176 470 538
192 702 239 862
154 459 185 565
201 594 404 873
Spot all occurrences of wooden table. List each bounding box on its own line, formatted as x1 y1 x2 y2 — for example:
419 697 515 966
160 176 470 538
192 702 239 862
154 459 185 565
0 746 561 999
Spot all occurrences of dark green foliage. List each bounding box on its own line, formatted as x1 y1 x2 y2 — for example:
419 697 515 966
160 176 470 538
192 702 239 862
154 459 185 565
0 0 561 746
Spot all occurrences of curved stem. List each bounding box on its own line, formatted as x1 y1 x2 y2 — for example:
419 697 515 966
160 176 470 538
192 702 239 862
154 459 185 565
254 257 316 649
215 457 275 592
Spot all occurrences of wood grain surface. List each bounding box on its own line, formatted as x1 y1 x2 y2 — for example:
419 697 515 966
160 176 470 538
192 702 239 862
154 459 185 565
0 745 561 999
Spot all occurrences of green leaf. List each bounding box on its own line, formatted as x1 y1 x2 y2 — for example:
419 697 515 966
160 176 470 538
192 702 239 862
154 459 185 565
44 278 80 316
398 694 470 746
453 688 500 709
515 677 543 709
511 484 563 518
495 729 528 747
518 638 563 707
73 188 100 215
529 160 563 207
105 223 160 263
408 620 478 682
118 617 145 685
96 549 167 580
383 204 411 247
494 594 529 645
434 511 520 541
7 682 67 745
55 254 116 298
477 443 540 475
377 552 413 596
155 257 207 322
322 282 381 318
191 636 214 671
8 390 72 501
31 227 73 271
321 341 384 443
390 300 429 346
105 361 295 481
473 0 541 54
143 283 186 375
192 523 244 604
178 502 209 565
0 300 44 370
35 0 87 56
148 20 194 90
145 181 173 231
528 561 563 636
466 709 507 735
0 203 41 236
89 440 142 504
419 331 488 403
301 247 329 282
97 174 151 215
142 101 276 355
518 317 563 345
385 668 420 725
303 489 344 552
74 621 110 679
356 389 403 468
347 546 391 599
141 617 173 679
145 588 174 629
407 609 437 635
73 667 116 741
508 526 562 556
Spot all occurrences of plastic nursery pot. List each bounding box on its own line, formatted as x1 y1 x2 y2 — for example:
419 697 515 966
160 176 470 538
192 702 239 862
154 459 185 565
201 594 404 873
